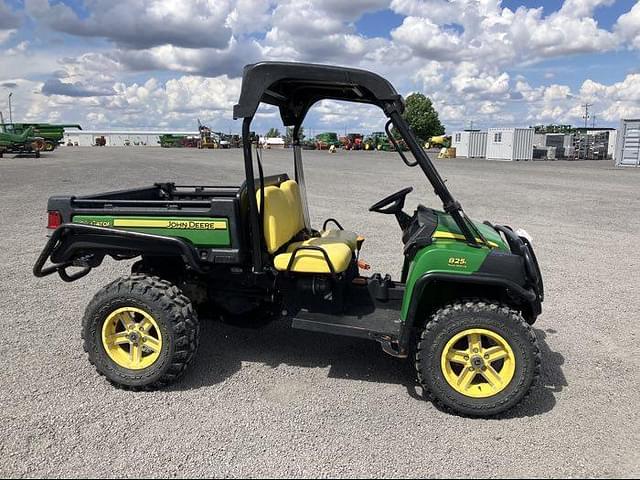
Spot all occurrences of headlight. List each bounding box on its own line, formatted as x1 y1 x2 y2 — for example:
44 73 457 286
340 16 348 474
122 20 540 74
515 228 532 242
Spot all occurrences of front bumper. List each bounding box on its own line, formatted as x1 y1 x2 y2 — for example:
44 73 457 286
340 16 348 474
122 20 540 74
492 224 544 310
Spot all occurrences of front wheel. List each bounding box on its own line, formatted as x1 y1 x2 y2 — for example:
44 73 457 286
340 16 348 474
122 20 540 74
416 301 540 417
82 275 199 390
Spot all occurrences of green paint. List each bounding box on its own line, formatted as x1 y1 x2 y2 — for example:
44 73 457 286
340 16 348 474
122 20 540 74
72 215 231 247
399 211 507 321
435 212 509 251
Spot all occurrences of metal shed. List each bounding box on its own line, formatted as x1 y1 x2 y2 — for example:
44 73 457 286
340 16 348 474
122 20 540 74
615 119 640 167
451 131 487 158
63 130 196 147
486 128 534 161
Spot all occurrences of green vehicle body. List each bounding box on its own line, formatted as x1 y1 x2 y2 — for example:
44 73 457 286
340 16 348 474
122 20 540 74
400 214 508 320
3 123 82 150
159 134 187 148
71 208 509 325
0 126 43 155
72 215 231 247
364 131 390 150
315 132 341 149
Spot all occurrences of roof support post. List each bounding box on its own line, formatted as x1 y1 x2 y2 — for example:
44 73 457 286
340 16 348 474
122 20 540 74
242 117 263 272
292 124 311 230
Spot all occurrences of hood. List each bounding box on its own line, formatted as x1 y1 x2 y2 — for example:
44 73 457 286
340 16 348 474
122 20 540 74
434 211 509 252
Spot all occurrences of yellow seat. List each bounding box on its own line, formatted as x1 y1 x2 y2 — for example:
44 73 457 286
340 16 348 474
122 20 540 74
257 179 354 274
320 229 359 250
280 180 361 251
274 238 352 273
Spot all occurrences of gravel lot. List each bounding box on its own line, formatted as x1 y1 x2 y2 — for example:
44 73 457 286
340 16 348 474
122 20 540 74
1 147 638 478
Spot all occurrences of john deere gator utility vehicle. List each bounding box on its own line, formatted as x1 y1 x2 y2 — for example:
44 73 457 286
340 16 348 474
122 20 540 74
34 63 543 417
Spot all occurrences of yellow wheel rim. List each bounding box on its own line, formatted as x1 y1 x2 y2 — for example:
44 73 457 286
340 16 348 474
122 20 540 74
101 307 163 370
440 328 515 398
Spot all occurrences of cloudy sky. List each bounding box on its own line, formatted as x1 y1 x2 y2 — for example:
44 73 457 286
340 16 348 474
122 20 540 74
0 0 639 134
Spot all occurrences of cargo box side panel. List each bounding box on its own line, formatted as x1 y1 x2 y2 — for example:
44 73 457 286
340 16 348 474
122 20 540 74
72 215 231 247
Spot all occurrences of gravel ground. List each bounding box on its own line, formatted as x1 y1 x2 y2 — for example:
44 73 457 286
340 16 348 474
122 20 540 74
0 147 638 478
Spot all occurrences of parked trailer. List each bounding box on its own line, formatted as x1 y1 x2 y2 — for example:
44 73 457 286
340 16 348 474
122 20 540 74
486 128 534 161
451 131 487 158
615 119 640 167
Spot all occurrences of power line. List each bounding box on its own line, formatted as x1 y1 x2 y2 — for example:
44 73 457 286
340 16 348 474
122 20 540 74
581 103 592 129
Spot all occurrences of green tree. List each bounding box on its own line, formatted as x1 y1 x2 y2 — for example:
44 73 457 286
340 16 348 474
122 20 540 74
285 126 305 144
402 93 444 142
266 127 281 138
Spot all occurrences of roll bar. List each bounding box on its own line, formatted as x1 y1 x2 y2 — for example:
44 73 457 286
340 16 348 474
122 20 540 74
237 62 481 272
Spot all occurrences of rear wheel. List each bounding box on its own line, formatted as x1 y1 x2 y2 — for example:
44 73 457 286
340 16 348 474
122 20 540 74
416 300 540 417
82 274 199 390
44 141 56 151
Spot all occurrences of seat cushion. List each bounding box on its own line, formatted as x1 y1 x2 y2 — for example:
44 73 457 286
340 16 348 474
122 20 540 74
257 180 305 254
320 229 359 250
274 238 352 273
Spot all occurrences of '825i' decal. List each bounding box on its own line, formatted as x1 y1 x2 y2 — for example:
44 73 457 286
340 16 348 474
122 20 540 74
448 257 468 267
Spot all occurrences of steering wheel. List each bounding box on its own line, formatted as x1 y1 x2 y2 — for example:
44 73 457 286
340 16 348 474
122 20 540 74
369 187 413 214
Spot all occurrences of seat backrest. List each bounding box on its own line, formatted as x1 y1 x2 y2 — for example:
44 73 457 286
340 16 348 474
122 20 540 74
256 179 305 254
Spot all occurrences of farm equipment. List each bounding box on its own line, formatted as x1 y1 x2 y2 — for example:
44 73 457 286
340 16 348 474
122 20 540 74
315 132 341 150
3 123 82 151
342 133 363 150
0 125 44 157
159 134 198 148
159 134 185 148
425 135 451 149
34 62 544 417
364 131 395 151
197 120 222 149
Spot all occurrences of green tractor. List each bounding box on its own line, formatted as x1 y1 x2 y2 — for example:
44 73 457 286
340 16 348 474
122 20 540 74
0 126 44 157
34 62 543 417
363 131 393 151
4 123 82 151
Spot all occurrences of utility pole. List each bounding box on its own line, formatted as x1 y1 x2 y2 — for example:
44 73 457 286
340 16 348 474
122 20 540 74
591 114 596 128
582 103 592 129
8 92 13 123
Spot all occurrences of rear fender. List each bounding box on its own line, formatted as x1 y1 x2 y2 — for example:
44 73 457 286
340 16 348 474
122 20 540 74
33 223 203 282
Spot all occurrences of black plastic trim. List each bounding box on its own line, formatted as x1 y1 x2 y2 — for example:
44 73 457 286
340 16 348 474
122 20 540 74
33 223 205 282
399 272 538 349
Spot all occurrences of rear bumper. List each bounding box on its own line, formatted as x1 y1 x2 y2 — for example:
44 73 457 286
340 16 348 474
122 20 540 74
33 223 204 282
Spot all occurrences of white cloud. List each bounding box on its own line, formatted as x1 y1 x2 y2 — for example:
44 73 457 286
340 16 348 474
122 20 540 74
615 1 640 49
389 0 619 69
26 0 236 49
391 17 462 60
450 62 510 99
4 0 640 133
413 61 445 91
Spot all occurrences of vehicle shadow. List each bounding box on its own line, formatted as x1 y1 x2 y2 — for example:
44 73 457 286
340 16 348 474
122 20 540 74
498 328 568 418
173 319 566 418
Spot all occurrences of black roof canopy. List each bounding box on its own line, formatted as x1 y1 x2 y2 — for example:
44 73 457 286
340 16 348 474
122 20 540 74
233 62 403 126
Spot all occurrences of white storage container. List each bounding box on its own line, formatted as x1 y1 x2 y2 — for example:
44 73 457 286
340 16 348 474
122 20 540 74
451 131 487 158
486 128 534 161
615 119 640 167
